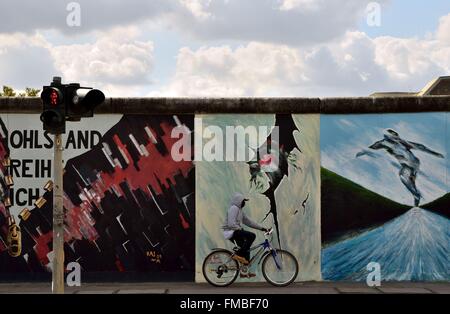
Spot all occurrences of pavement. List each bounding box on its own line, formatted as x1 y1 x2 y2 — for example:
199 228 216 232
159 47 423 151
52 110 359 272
0 281 448 294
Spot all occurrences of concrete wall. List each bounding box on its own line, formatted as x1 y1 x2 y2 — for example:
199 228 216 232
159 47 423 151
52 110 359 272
1 96 449 113
0 97 448 282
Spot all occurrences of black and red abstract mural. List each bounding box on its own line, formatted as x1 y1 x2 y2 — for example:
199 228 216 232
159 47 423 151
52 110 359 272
0 115 195 279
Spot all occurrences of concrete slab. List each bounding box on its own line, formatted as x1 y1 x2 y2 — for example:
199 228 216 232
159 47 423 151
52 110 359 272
75 290 117 294
117 289 166 294
0 282 447 294
287 287 339 294
337 287 381 294
378 287 432 294
3 291 51 294
171 287 340 294
168 289 239 295
426 287 450 294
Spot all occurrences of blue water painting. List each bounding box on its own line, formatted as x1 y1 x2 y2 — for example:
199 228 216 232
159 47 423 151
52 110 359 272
322 208 450 281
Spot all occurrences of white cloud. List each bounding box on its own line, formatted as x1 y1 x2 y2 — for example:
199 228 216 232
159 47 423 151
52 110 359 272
279 0 321 11
0 27 155 95
148 33 378 97
0 3 448 98
436 13 450 44
178 0 213 19
0 0 386 46
51 27 154 88
151 42 304 97
174 0 386 46
0 33 58 89
154 12 450 97
373 37 449 83
0 0 173 35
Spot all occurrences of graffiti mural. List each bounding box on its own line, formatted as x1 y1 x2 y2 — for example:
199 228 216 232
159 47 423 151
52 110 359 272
0 114 195 278
321 113 450 281
1 110 447 282
196 114 321 282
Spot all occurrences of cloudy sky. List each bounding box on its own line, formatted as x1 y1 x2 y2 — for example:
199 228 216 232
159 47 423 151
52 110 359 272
0 0 449 97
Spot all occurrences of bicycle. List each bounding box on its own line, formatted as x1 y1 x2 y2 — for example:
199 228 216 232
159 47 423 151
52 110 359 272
202 228 299 287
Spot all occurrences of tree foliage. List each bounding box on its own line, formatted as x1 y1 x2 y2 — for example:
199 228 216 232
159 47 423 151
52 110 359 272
0 86 40 97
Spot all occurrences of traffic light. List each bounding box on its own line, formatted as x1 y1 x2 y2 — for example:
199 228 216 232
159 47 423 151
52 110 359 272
65 83 105 121
40 77 105 133
40 77 65 134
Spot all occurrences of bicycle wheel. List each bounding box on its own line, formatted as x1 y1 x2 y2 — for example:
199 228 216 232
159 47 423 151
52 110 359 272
262 249 298 287
202 249 239 287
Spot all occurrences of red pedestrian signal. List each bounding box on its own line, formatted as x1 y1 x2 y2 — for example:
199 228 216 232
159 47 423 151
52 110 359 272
40 77 105 134
50 89 59 106
40 78 65 134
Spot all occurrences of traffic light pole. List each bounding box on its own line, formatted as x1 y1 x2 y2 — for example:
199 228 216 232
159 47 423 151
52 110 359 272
41 76 104 294
52 133 65 294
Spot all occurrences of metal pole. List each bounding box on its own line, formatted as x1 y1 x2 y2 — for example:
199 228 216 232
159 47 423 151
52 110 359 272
52 133 65 294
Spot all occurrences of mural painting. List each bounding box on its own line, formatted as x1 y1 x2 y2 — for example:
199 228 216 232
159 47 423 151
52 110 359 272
0 114 195 279
321 113 449 281
0 110 447 282
196 114 321 282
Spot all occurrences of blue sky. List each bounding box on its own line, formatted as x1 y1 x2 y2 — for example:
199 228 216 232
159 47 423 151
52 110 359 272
0 1 449 97
145 0 450 93
153 0 450 90
321 113 449 205
360 0 450 38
